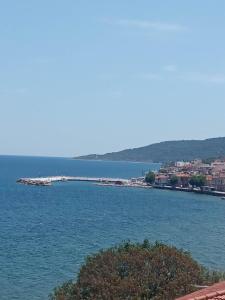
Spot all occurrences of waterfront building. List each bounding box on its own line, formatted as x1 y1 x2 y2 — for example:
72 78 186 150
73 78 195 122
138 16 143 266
157 159 225 192
155 174 169 186
211 175 225 192
176 173 191 187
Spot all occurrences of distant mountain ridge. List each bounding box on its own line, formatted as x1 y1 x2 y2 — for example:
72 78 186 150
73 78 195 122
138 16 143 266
75 137 225 163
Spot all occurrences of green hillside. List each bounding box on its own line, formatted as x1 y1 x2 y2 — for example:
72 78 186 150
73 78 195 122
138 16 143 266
74 137 225 163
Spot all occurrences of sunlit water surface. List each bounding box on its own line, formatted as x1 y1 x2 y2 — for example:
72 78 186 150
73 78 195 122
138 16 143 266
0 156 225 300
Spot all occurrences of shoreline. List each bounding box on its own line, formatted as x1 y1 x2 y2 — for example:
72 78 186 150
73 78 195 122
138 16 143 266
16 176 225 197
153 185 225 197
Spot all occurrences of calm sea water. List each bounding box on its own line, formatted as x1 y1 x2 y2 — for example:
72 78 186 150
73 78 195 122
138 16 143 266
1 156 225 300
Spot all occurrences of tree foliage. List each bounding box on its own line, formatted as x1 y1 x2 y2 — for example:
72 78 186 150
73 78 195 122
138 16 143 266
170 175 179 187
189 175 206 188
50 240 225 300
145 171 155 184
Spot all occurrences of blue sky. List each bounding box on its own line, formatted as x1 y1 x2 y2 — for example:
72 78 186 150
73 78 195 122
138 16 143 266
1 0 225 157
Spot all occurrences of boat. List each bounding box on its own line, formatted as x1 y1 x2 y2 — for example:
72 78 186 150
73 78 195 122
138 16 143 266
221 197 225 200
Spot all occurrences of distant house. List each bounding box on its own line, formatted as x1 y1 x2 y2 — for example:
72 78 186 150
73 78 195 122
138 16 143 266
211 160 225 173
155 174 169 186
206 175 213 186
197 164 213 175
175 161 191 168
211 175 225 192
175 173 191 187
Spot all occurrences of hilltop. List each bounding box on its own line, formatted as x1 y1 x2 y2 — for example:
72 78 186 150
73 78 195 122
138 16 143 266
74 137 225 163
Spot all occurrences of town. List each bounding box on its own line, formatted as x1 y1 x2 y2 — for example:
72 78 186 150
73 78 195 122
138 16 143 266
145 158 225 196
17 158 225 198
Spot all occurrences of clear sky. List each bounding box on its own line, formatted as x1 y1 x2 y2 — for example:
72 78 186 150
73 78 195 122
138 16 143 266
1 1 225 157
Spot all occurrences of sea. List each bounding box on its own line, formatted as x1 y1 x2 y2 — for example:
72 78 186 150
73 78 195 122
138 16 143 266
1 155 225 300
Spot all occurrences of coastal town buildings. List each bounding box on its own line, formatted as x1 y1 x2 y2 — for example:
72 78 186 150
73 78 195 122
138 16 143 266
154 159 225 192
211 175 225 192
155 174 169 185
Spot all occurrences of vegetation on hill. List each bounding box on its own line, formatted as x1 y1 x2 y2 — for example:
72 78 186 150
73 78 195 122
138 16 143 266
75 137 225 163
50 240 225 300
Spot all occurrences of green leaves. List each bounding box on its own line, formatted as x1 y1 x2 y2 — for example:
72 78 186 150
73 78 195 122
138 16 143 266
189 175 206 188
50 240 225 300
145 171 155 184
170 175 179 187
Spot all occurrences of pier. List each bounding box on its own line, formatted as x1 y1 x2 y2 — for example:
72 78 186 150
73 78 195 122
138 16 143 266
17 176 132 186
16 176 154 189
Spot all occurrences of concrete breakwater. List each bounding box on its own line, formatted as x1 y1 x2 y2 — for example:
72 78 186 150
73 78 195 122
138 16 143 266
17 176 136 187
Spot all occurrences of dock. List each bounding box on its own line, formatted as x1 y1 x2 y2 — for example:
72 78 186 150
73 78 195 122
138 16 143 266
17 176 133 186
16 176 154 189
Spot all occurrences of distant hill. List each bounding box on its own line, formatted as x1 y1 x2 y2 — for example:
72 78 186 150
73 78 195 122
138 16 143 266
74 137 225 163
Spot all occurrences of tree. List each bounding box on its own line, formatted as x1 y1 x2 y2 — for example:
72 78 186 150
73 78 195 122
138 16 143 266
170 175 179 187
50 241 225 300
189 175 206 190
202 157 215 165
145 171 155 184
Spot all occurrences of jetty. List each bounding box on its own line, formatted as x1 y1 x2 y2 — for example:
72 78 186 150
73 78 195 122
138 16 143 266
16 176 148 187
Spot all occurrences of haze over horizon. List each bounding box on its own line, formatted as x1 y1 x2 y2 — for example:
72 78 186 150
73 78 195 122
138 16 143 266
1 1 225 157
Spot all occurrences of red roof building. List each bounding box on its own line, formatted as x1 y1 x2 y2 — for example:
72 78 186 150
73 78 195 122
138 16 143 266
176 281 225 300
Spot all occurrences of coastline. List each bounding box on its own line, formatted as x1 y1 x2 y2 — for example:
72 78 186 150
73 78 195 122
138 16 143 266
16 175 225 197
153 185 225 197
